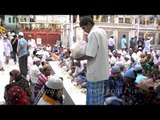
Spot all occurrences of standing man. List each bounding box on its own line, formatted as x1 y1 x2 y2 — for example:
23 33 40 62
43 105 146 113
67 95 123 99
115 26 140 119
28 35 37 57
78 16 109 105
108 35 115 52
17 32 28 78
0 34 5 71
121 34 127 52
11 34 18 64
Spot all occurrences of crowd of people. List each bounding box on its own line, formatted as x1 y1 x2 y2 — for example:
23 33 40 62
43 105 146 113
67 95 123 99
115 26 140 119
0 16 160 105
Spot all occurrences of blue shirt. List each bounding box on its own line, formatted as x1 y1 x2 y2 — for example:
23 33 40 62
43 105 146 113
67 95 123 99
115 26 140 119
17 38 28 57
105 75 124 98
121 38 127 48
135 73 147 84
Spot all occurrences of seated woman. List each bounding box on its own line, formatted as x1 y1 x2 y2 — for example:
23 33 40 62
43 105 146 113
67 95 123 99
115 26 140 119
4 86 30 105
4 69 31 104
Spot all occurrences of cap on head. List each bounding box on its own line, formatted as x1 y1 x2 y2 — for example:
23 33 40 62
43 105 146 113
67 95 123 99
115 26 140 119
124 69 136 79
33 57 41 63
18 32 24 37
45 76 64 89
111 65 120 73
135 64 142 71
11 33 15 36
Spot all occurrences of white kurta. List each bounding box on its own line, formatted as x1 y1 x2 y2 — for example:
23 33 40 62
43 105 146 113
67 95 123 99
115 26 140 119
3 39 12 57
0 38 5 69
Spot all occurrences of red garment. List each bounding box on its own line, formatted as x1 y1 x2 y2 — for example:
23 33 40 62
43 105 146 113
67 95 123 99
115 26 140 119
7 86 29 105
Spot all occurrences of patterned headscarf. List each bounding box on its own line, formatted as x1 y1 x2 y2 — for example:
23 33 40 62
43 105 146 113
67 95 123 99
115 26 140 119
9 69 21 80
7 86 29 105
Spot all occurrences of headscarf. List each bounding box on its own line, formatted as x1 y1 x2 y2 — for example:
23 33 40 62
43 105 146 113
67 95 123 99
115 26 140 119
9 69 21 80
6 86 29 105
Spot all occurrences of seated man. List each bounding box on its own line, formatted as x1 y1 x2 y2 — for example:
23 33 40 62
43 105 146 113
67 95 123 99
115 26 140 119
37 76 64 105
76 61 87 88
34 64 52 98
104 65 124 105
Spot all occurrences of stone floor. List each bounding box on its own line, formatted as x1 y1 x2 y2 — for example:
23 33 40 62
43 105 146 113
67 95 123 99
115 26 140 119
0 59 19 103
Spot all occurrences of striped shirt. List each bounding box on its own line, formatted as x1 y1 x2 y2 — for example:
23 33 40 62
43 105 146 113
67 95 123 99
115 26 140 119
34 73 48 98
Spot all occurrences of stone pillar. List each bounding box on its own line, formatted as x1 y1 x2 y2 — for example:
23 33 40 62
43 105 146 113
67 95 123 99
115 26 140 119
62 24 69 48
132 16 136 25
154 18 157 26
108 16 110 23
155 32 159 47
76 15 80 23
114 29 118 49
69 15 74 48
74 15 82 42
114 16 118 24
145 17 149 25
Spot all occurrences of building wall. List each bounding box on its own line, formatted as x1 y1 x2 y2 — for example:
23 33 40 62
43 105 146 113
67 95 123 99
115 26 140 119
4 15 30 31
62 15 160 49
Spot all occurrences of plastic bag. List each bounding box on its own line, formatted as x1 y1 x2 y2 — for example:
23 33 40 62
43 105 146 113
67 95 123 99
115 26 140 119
70 40 87 59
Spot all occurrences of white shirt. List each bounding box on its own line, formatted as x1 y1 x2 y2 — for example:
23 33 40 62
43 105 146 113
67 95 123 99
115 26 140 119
0 38 4 65
110 56 117 65
30 64 41 84
108 37 115 46
46 46 51 51
144 37 153 51
124 59 132 70
28 38 37 48
153 55 160 65
86 25 109 81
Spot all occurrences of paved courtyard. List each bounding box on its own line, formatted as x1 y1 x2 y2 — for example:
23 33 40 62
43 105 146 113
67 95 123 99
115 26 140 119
0 59 19 103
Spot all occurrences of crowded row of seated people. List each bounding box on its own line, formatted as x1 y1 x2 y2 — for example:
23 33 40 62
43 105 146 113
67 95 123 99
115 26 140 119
4 43 160 105
104 47 160 105
2 45 66 105
2 44 87 105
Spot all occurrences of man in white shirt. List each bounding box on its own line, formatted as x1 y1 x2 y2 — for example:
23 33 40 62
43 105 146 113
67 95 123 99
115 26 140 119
28 35 37 57
29 57 41 102
143 36 153 52
78 16 109 105
108 35 115 52
153 50 160 70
